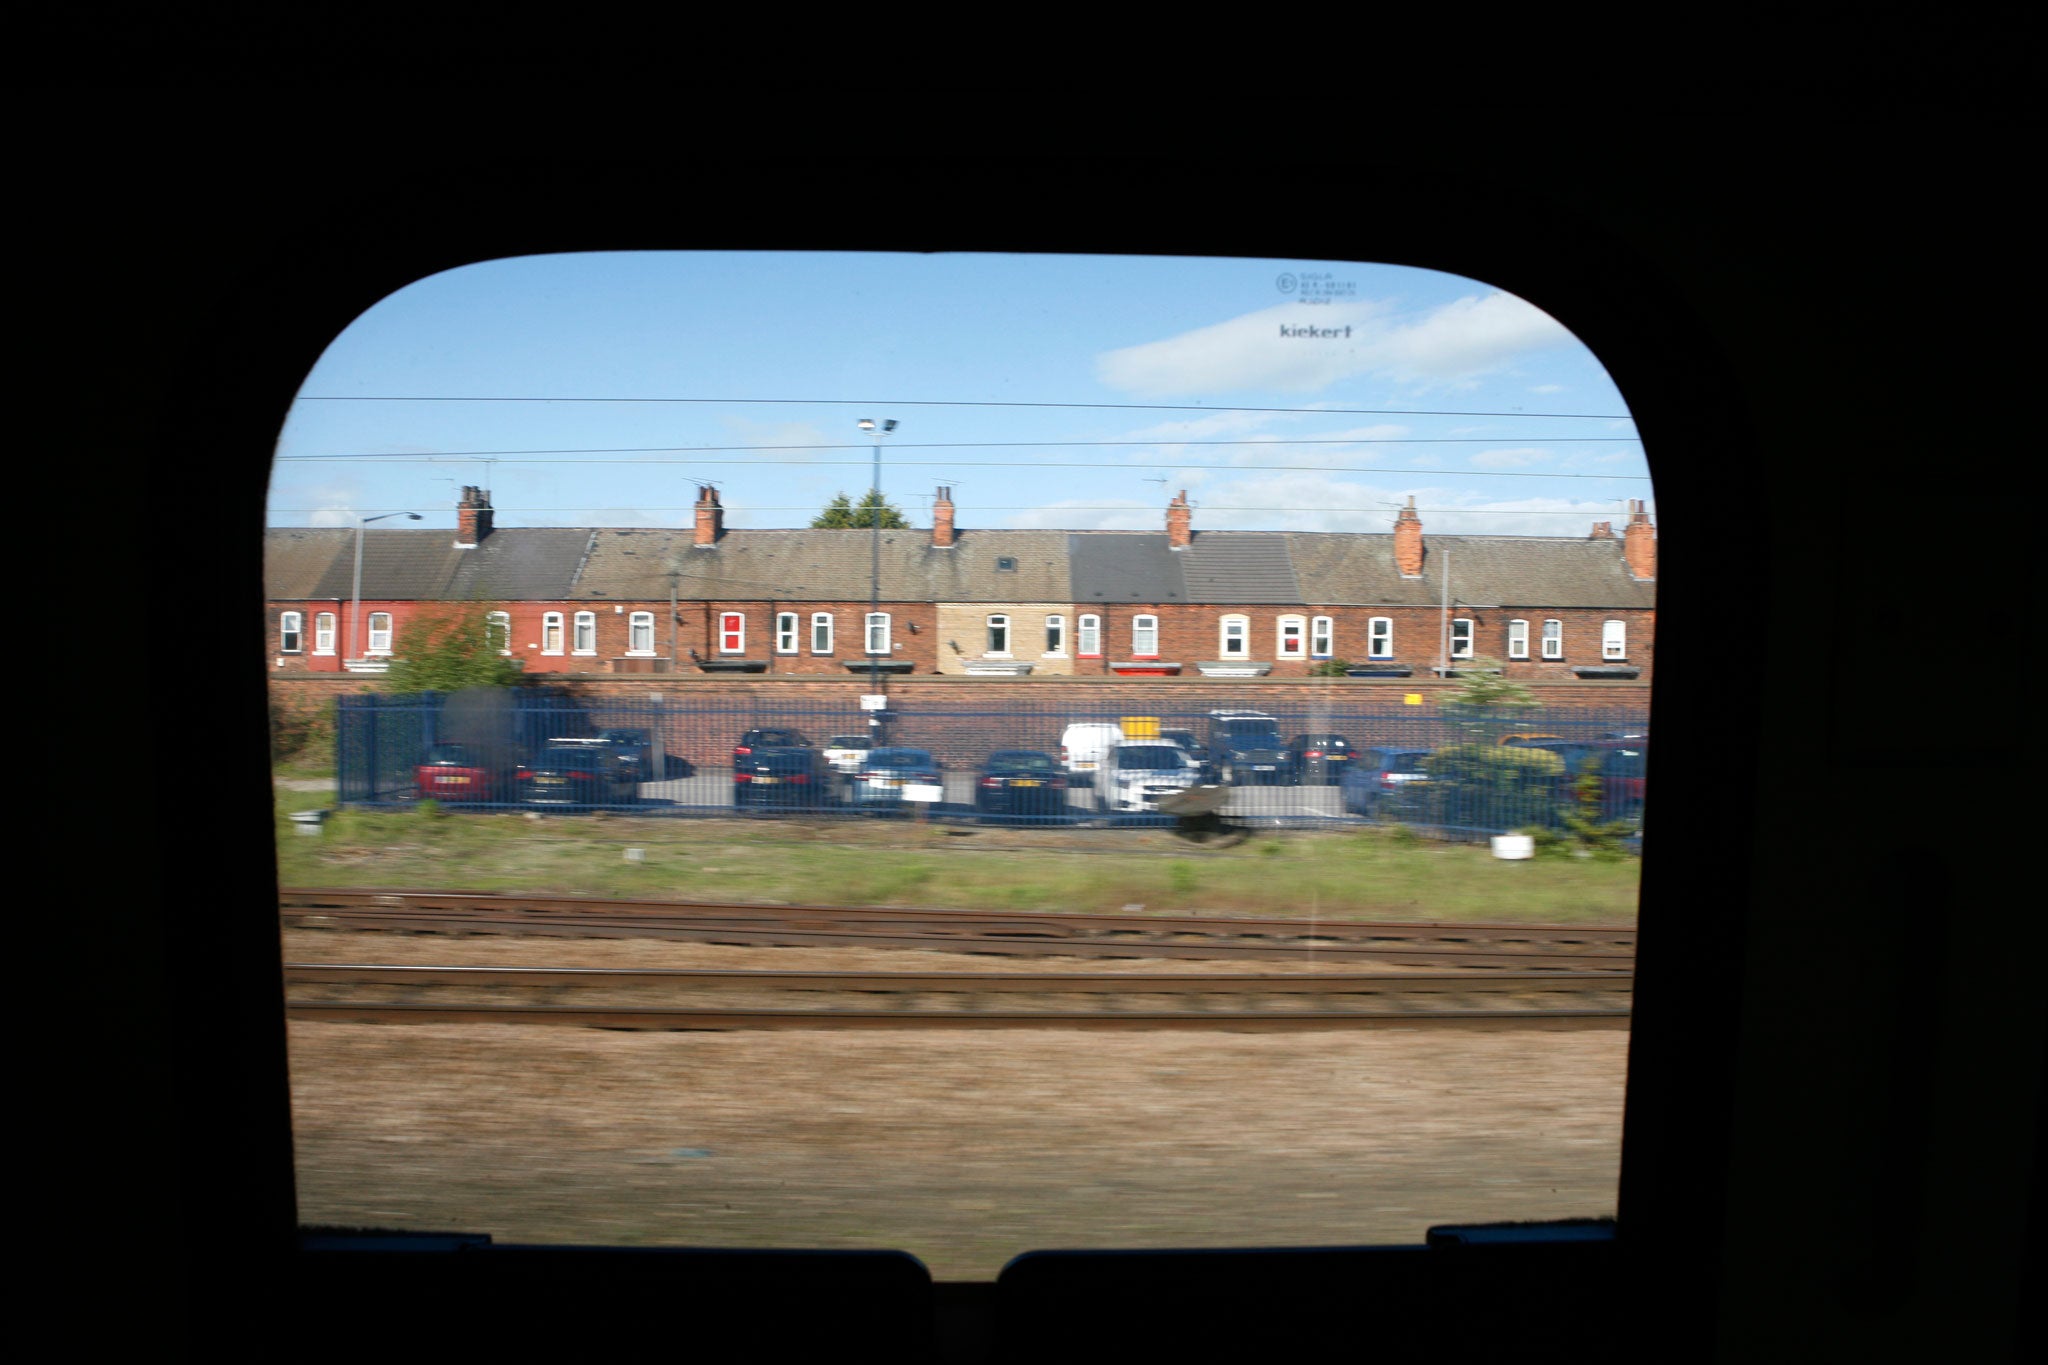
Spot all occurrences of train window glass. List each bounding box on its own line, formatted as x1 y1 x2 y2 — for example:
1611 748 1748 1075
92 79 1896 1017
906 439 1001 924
268 250 1652 1281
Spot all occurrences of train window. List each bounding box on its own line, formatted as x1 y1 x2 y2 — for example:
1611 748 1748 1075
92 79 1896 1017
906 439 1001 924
267 250 1653 1281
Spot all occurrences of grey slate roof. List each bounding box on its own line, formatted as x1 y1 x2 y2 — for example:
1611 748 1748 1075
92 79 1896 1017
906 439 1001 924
265 523 1653 609
1180 532 1302 604
1285 533 1654 609
267 528 596 601
1069 533 1186 604
573 528 1073 603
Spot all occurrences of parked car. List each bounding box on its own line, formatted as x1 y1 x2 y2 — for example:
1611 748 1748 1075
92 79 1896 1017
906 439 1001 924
1340 747 1433 818
1102 740 1203 812
848 747 943 811
1205 710 1287 785
517 739 639 807
1158 728 1206 764
973 750 1068 820
733 744 835 811
1283 732 1356 785
1573 739 1649 827
822 734 875 774
414 742 512 803
598 728 656 783
1059 722 1125 785
733 727 811 768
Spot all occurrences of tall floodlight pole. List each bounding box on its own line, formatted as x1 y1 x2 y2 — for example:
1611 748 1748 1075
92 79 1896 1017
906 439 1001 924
857 418 896 697
349 510 422 667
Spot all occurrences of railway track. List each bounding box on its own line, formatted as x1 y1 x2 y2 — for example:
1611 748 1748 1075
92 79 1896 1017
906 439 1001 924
284 962 1633 1031
280 888 1636 971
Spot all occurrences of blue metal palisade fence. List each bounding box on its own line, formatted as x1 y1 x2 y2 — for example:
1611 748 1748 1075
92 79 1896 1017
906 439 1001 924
335 688 1648 840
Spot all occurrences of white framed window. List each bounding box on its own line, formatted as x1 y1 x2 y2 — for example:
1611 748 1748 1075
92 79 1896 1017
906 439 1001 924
1508 619 1529 660
573 611 597 655
1368 617 1393 659
775 612 798 654
1542 619 1565 659
1077 614 1101 657
1311 616 1333 658
1220 615 1248 658
367 612 393 655
1132 614 1159 657
1603 619 1627 660
541 612 563 654
313 612 336 655
629 611 656 656
1451 618 1474 659
865 612 891 654
986 614 1011 655
486 611 511 655
718 612 745 654
1277 614 1306 658
1044 614 1066 656
811 613 834 654
279 611 302 653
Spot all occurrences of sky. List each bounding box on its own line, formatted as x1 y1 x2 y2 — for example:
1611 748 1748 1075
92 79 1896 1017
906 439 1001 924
266 252 1652 539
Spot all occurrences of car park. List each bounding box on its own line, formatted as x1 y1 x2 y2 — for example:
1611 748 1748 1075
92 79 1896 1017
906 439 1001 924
1340 747 1433 818
1283 732 1355 785
821 734 874 774
517 739 639 807
973 750 1068 821
1101 740 1203 812
848 747 943 811
1205 710 1287 785
414 742 511 803
733 744 835 811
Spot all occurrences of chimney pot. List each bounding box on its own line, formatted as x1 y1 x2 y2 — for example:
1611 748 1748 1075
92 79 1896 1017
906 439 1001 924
1393 495 1424 577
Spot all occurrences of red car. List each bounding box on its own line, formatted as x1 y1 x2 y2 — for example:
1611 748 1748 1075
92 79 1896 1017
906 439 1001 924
414 743 507 802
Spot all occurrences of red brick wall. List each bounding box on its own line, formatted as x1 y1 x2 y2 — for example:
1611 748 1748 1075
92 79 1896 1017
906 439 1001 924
1066 604 1654 681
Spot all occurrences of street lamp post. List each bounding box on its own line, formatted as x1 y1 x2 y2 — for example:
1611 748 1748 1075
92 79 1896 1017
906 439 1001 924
350 510 422 668
856 419 896 702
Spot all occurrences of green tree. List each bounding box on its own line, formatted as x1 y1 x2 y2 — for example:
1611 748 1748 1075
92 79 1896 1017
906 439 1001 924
811 490 909 529
382 604 526 693
1439 656 1540 718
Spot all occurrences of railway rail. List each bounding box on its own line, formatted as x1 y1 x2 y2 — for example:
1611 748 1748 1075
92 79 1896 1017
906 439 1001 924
280 888 1636 971
284 962 1633 1031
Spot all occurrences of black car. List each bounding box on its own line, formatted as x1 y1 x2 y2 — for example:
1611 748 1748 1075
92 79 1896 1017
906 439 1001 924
733 745 834 810
516 740 638 807
973 750 1068 821
1205 711 1287 785
1283 732 1355 785
599 728 657 783
733 727 811 768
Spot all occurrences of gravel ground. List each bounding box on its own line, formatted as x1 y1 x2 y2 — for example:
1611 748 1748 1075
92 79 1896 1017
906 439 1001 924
287 931 1626 1280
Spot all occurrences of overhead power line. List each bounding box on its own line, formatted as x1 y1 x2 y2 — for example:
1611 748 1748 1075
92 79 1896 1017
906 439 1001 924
276 436 1643 460
295 395 1637 421
273 456 1648 481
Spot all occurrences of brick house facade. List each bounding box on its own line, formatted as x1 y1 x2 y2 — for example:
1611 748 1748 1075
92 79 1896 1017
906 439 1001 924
266 486 1656 684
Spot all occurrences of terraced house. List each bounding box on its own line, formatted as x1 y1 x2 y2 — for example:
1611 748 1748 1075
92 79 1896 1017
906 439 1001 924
265 485 1656 683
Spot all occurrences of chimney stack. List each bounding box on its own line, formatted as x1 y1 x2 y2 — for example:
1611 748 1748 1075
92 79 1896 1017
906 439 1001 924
454 485 493 548
693 485 724 547
1393 496 1424 577
1588 520 1614 540
1624 499 1656 580
932 486 956 548
1166 489 1192 549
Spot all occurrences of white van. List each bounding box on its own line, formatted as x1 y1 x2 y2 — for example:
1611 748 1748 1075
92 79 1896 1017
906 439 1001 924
1059 722 1125 783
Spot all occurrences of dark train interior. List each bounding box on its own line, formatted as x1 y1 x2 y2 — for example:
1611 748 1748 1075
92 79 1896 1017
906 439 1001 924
102 93 2036 1363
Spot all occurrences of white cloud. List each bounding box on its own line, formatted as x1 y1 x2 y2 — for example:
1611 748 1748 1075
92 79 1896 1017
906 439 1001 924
1469 448 1552 469
1096 291 1575 398
1004 499 1157 531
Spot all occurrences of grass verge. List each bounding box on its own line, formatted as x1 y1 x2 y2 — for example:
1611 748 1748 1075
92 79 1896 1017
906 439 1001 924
273 787 1639 924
